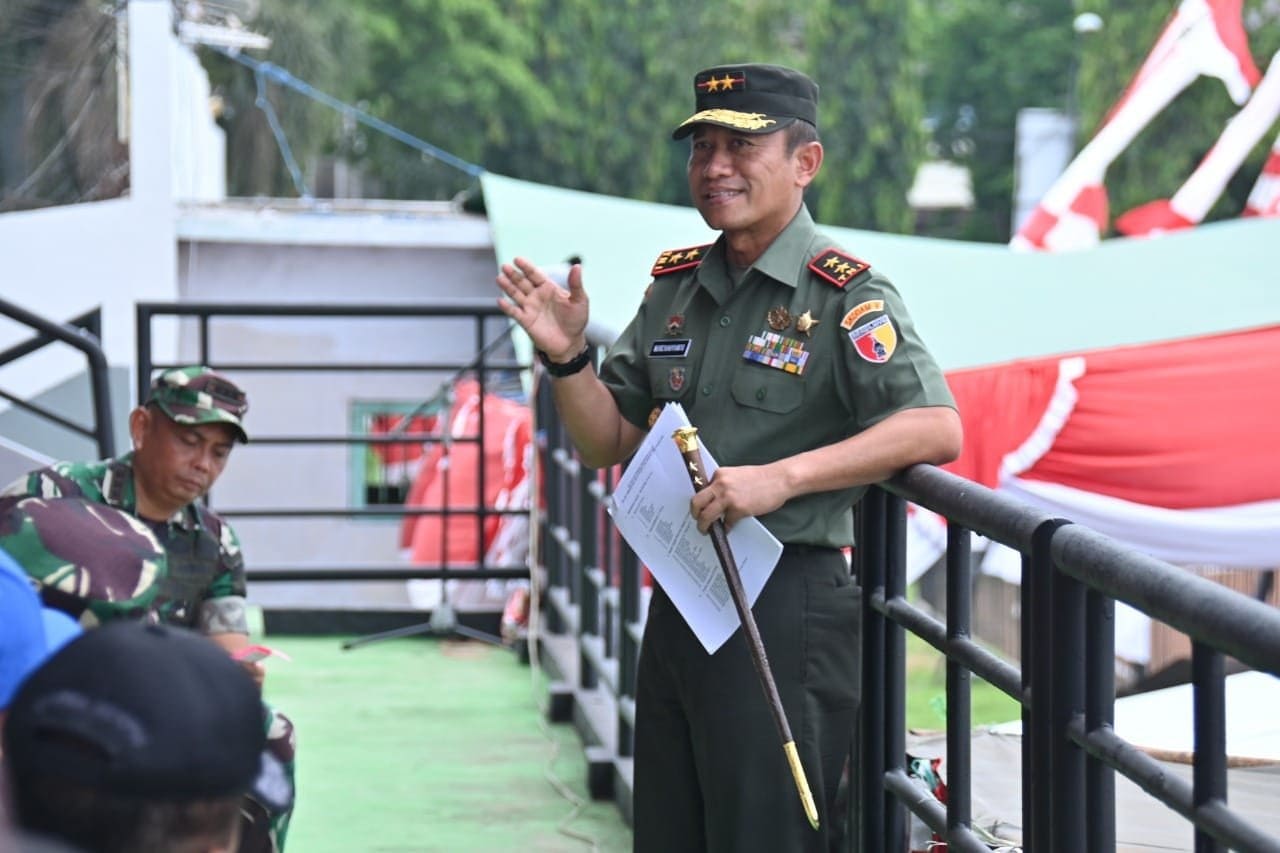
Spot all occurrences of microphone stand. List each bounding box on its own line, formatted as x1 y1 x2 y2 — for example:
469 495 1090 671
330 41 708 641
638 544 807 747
342 327 521 651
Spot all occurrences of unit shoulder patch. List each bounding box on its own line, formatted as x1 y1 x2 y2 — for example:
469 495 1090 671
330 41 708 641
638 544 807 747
808 248 871 289
651 243 713 277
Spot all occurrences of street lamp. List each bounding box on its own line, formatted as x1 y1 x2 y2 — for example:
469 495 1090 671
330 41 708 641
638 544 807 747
1067 12 1105 150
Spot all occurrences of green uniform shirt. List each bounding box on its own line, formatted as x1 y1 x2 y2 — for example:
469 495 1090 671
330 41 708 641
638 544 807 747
601 205 954 548
11 454 249 634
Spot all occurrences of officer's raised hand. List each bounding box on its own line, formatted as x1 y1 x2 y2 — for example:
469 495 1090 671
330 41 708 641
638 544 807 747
496 257 589 363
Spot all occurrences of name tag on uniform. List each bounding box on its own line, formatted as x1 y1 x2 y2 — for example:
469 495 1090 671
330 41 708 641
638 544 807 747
649 339 692 358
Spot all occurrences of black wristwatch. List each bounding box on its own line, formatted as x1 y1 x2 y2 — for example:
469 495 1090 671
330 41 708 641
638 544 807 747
537 344 593 378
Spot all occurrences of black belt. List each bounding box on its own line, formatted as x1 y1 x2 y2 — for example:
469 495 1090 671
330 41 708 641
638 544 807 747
781 543 843 557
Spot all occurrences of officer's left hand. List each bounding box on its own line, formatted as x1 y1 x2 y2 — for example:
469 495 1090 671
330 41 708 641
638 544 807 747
689 465 785 534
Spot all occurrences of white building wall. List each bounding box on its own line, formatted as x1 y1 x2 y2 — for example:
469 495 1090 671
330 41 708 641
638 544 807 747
0 0 216 414
175 222 502 609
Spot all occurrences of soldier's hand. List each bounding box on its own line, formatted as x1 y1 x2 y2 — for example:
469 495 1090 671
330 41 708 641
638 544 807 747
689 465 787 534
496 257 589 361
239 658 267 690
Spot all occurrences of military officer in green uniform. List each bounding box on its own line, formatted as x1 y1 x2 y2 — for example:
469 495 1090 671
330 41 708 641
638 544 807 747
497 63 961 852
3 366 296 852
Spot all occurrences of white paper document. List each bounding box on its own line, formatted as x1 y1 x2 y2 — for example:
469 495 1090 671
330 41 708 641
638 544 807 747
607 403 783 653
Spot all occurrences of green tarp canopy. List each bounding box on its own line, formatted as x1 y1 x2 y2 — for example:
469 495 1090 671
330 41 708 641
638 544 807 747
482 171 1280 371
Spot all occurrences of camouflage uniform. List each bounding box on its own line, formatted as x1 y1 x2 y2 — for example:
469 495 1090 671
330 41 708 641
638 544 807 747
10 455 249 633
0 492 164 625
1 366 295 852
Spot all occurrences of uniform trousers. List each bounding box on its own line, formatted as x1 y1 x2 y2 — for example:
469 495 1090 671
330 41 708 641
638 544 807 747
633 544 861 853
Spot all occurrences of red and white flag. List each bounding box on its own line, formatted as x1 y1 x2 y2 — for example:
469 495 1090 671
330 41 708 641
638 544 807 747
1012 0 1260 252
1244 132 1280 216
1117 51 1280 236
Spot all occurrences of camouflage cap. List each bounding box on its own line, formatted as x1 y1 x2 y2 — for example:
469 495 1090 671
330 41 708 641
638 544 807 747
0 495 165 626
147 365 249 443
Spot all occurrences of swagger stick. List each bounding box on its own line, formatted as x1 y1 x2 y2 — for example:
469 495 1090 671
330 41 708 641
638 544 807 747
671 426 820 831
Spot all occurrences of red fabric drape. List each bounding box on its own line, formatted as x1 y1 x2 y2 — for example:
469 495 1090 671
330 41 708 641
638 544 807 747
940 326 1280 510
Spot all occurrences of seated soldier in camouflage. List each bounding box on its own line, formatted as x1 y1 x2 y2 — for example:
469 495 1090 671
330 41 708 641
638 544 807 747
2 366 296 853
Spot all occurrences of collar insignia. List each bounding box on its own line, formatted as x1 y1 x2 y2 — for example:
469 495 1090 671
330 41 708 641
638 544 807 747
808 248 871 289
651 244 713 277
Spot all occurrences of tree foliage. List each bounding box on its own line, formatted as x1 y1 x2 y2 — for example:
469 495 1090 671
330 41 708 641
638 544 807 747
206 0 925 232
206 0 1280 241
920 0 1076 242
202 0 369 198
807 0 926 232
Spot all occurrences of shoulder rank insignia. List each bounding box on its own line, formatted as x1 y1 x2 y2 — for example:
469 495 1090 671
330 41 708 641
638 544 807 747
808 248 871 289
651 243 713 277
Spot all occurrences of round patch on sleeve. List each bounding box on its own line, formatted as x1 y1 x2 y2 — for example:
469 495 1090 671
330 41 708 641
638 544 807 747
847 314 897 363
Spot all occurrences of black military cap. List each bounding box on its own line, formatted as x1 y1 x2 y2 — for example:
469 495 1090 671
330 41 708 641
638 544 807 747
3 622 293 813
672 63 819 139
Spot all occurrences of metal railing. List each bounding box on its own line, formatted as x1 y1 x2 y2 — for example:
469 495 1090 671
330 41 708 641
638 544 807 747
0 300 114 457
535 340 1280 851
136 302 531 589
863 467 1280 853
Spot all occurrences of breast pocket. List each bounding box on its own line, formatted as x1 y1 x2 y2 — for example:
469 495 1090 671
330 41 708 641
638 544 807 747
730 362 805 414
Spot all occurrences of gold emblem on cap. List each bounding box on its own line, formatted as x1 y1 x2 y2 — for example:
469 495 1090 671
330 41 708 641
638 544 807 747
767 306 792 331
795 310 820 337
679 109 778 132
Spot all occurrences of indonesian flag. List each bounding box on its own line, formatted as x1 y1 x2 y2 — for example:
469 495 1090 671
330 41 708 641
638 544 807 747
909 326 1280 664
1012 0 1261 252
1117 51 1280 236
936 326 1280 567
1244 133 1280 216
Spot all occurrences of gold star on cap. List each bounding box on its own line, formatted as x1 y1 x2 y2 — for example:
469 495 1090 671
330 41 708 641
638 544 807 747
795 310 820 336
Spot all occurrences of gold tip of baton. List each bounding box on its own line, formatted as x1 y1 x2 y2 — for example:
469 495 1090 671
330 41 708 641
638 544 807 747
672 426 700 453
783 740 820 830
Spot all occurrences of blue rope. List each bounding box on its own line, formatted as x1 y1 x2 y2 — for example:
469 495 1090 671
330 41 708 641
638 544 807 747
254 66 312 199
212 45 486 180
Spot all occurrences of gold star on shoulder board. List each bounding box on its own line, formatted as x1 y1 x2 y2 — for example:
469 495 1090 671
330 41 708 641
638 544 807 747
795 310 820 336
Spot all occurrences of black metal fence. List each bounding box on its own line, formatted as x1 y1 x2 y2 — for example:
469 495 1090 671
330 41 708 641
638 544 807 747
535 341 1280 852
135 302 532 594
0 300 113 457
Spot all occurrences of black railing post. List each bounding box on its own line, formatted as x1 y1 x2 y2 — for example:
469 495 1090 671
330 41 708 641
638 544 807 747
945 522 973 841
578 458 599 690
135 303 153 407
1192 642 1227 853
538 382 566 635
1050 532 1087 852
617 543 640 758
474 318 487 564
1024 520 1059 852
883 492 908 851
856 488 887 853
1085 588 1116 851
